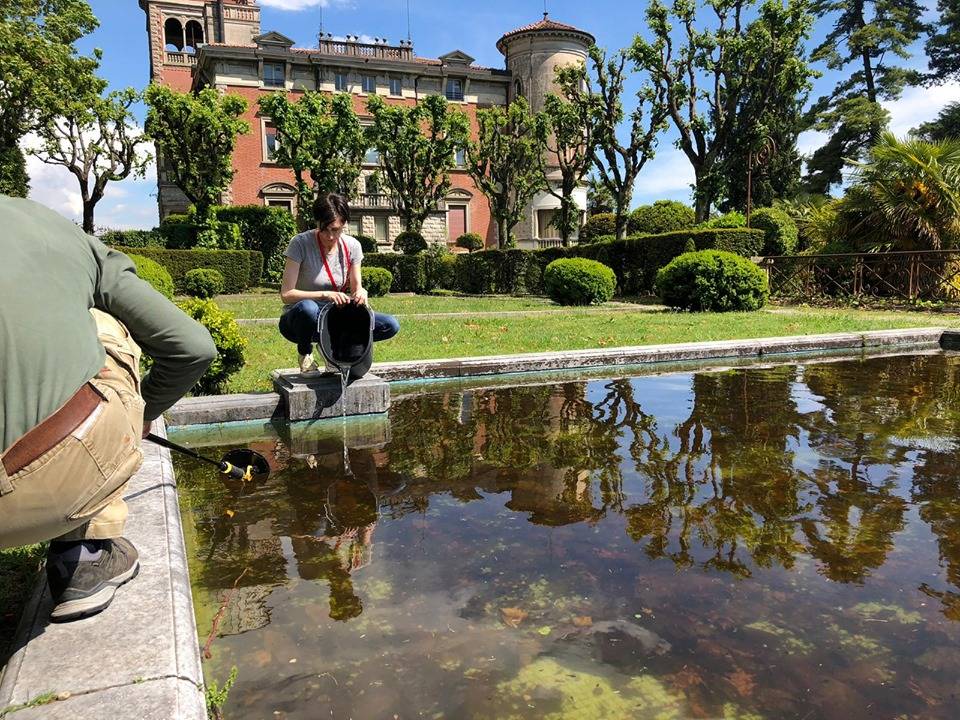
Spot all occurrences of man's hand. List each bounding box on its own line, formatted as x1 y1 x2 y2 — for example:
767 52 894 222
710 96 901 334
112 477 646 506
352 287 369 306
326 291 351 305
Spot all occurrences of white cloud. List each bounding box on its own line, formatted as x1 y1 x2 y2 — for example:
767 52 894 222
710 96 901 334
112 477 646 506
22 134 158 231
259 0 330 10
632 147 695 206
883 81 960 136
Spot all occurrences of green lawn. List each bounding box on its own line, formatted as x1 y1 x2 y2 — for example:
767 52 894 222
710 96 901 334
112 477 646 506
226 305 960 393
210 292 571 319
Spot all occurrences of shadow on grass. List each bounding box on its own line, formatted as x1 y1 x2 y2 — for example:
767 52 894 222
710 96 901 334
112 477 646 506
0 544 45 668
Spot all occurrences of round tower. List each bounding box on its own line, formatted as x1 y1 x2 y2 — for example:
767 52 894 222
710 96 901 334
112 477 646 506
496 14 595 244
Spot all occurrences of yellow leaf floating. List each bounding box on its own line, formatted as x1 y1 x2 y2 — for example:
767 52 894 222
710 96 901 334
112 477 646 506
224 509 235 518
537 626 552 636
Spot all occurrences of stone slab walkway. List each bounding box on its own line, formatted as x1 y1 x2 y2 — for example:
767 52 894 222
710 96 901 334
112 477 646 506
0 420 205 720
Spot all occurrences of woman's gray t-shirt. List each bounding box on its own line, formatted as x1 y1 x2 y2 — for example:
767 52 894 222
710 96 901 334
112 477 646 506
283 230 364 310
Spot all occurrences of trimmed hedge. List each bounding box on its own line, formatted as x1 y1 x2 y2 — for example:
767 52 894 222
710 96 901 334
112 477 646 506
655 250 768 311
111 246 262 293
362 266 393 297
128 254 174 299
454 249 545 295
750 207 799 256
544 258 616 305
183 268 225 298
628 200 696 235
578 213 616 243
364 253 428 293
214 205 297 282
101 229 163 248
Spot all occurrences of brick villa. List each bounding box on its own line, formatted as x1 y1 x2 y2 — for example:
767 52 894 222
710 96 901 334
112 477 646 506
139 0 594 249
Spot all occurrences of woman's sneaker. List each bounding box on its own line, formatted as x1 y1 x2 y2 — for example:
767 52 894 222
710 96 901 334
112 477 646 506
46 537 140 622
298 351 322 376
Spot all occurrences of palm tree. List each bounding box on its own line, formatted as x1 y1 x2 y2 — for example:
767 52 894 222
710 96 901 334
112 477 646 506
843 132 960 251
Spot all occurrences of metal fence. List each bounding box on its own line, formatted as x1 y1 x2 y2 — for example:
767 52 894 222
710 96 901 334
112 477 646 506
759 251 960 303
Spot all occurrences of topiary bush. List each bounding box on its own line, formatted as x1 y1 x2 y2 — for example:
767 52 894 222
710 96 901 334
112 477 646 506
628 200 696 235
128 254 174 299
176 298 246 394
101 228 163 248
182 268 226 298
455 232 484 253
578 213 617 243
355 234 378 254
394 230 428 255
654 250 768 312
699 210 746 229
363 253 427 293
543 258 616 306
111 246 262 293
362 266 393 297
750 207 799 256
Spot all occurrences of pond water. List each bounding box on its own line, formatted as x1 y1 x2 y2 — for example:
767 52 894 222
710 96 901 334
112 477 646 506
173 352 960 719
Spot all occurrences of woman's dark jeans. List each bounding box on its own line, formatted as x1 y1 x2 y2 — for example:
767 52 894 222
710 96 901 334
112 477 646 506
278 299 400 355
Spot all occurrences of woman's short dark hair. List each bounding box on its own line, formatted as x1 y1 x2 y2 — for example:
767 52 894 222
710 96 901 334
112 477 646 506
312 192 350 228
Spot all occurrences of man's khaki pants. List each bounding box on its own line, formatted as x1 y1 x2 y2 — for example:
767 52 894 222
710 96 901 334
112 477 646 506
0 310 145 548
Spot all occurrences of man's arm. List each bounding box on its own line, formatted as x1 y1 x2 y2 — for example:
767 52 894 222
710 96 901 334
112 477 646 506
89 239 217 421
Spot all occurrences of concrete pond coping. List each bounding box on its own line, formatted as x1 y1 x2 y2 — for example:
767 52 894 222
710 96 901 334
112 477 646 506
2 326 957 719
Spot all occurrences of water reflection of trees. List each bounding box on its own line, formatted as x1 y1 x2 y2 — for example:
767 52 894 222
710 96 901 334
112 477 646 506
180 353 960 622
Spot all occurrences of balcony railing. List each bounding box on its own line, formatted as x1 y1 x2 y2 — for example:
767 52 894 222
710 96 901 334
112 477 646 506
354 193 395 209
316 39 413 61
164 51 197 67
759 250 960 303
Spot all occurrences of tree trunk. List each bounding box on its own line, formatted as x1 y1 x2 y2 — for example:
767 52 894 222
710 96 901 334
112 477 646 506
615 206 628 241
82 201 96 235
498 217 510 249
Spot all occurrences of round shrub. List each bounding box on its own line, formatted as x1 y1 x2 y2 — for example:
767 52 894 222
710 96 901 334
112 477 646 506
355 234 378 254
750 207 798 256
628 200 696 235
176 298 246 394
579 213 616 243
699 210 746 229
394 230 428 255
654 250 768 312
455 232 484 253
128 254 174 299
361 266 393 297
543 258 616 306
182 268 225 299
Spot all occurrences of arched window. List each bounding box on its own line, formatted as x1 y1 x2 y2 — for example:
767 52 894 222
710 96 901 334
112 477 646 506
164 18 184 52
514 79 523 99
184 20 204 54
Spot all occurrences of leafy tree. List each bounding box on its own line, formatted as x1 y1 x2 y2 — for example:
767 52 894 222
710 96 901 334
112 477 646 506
144 85 249 226
557 47 668 240
586 172 614 215
632 0 815 221
258 91 365 229
541 93 593 245
466 97 547 248
0 0 100 196
914 102 960 142
30 88 151 233
926 0 960 85
804 0 927 193
366 94 469 234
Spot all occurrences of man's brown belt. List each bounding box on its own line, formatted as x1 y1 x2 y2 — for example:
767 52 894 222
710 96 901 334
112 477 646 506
1 383 103 477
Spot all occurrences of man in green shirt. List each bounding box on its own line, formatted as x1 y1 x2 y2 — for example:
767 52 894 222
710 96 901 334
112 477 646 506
0 195 217 621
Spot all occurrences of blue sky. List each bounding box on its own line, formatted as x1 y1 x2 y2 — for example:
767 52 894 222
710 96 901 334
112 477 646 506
26 0 960 229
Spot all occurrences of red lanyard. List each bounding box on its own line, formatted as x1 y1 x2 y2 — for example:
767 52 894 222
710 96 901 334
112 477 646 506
316 231 352 292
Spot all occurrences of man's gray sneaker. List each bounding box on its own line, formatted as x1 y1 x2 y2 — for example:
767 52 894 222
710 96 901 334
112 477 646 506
46 537 140 622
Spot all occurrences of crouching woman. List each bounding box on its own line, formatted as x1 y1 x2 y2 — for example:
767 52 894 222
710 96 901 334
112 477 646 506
279 192 400 375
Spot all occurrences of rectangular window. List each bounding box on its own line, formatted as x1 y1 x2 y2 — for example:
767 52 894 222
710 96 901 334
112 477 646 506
374 216 388 243
454 148 466 167
364 146 379 165
264 122 279 161
348 218 361 236
335 72 348 91
263 62 285 88
389 77 402 96
445 78 464 101
267 199 293 213
361 74 376 94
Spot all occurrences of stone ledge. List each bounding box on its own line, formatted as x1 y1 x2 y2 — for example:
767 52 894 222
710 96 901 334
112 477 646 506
271 371 390 421
0 420 206 720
